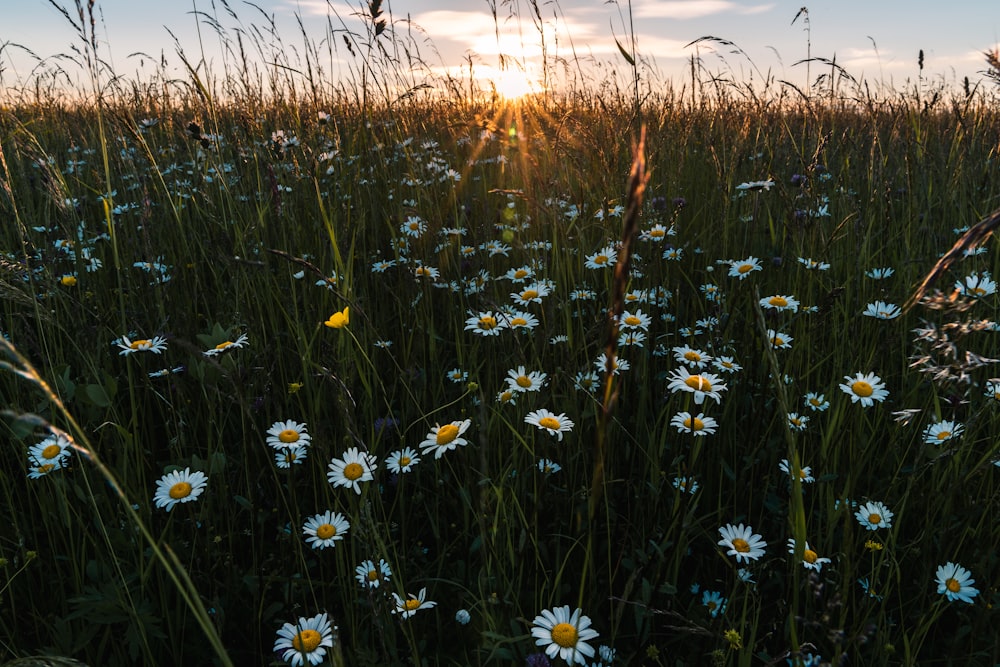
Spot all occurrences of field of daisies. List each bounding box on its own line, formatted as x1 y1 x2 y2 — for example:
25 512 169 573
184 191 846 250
3 8 1000 667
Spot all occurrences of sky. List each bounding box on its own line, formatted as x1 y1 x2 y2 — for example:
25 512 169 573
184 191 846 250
2 0 998 97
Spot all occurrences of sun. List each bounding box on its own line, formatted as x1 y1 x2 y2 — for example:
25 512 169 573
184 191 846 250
480 66 538 100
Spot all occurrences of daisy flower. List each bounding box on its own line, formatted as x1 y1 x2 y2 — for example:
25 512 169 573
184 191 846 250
464 311 504 336
27 434 73 468
956 273 996 298
502 310 539 331
983 380 1000 401
798 257 830 271
666 368 727 405
525 409 575 441
594 352 629 375
385 447 420 474
865 267 894 279
303 510 350 549
413 264 440 280
673 345 712 370
392 588 437 619
496 389 518 405
153 467 207 511
266 420 311 450
779 459 814 483
935 562 979 603
538 458 562 475
854 500 893 530
618 331 646 347
530 605 599 666
506 366 547 393
673 476 699 494
803 392 829 411
767 329 793 349
619 309 651 330
663 247 684 260
273 612 336 667
728 256 762 280
574 370 600 393
203 333 249 357
117 335 168 356
504 266 534 282
511 282 551 306
717 523 767 563
446 368 468 383
419 419 472 459
712 356 742 374
786 539 831 572
701 591 727 617
839 372 889 407
760 294 799 312
327 447 377 494
923 419 963 444
275 446 308 468
400 215 427 237
584 246 617 269
27 461 63 479
670 411 718 436
863 301 901 320
355 559 392 589
641 223 673 241
786 412 809 431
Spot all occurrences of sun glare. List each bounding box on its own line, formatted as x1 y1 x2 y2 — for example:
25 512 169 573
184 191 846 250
485 67 537 100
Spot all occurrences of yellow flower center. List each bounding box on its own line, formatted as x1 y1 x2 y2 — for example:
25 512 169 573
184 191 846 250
803 549 818 563
279 429 300 443
737 263 753 274
499 391 514 403
436 424 460 445
215 341 233 350
946 577 961 593
416 267 431 276
684 375 712 391
169 482 192 499
732 538 750 553
936 431 951 440
521 290 538 300
366 569 379 582
514 269 528 279
624 316 641 326
706 601 717 611
291 628 322 653
399 455 411 467
408 222 419 230
479 316 497 330
516 376 532 388
131 339 151 350
683 351 701 362
809 398 822 406
868 513 881 525
41 444 62 460
594 255 608 264
971 287 987 296
511 317 528 327
650 228 665 238
403 599 421 611
284 452 297 463
551 622 578 648
37 463 55 474
852 381 873 397
791 418 802 427
768 296 788 307
771 336 785 346
538 416 561 430
60 275 77 286
798 469 807 479
683 417 704 431
343 462 364 481
316 523 336 539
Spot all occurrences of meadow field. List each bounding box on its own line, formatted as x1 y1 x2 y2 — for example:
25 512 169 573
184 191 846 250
2 2 1000 666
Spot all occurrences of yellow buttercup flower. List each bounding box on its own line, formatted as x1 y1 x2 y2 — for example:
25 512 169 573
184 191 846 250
325 307 349 329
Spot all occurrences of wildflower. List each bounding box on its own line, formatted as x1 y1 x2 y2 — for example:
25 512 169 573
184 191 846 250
385 447 420 474
327 447 377 494
355 558 392 589
446 368 468 384
923 419 963 444
673 345 712 370
502 310 539 331
717 523 767 563
413 264 440 280
618 331 646 347
507 366 548 393
760 295 799 312
505 265 534 282
935 562 979 603
511 282 551 306
641 224 673 242
203 333 248 356
419 419 472 458
569 288 596 301
455 609 471 625
59 274 77 286
858 577 882 600
723 629 743 649
148 366 185 378
273 612 336 667
27 434 72 468
865 267 894 280
779 459 814 483
117 335 168 356
303 510 350 549
324 307 349 329
538 458 562 475
670 411 718 436
983 380 1000 401
525 409 575 441
465 311 504 336
266 420 311 450
798 257 830 271
619 309 651 330
584 246 617 269
700 283 722 301
666 368 727 405
400 215 427 237
839 372 888 406
728 256 762 279
701 591 727 617
153 467 207 511
736 179 774 192
955 273 996 298
575 370 600 392
594 352 629 375
496 389 517 405
712 356 742 374
767 329 793 349
372 259 396 273
392 588 437 619
275 446 308 468
663 247 683 260
854 500 894 530
673 476 699 494
530 605 599 665
865 539 884 551
27 461 61 479
786 539 831 572
803 392 829 411
786 412 809 431
863 301 901 320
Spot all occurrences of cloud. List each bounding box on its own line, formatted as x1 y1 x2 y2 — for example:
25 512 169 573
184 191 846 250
635 1 775 20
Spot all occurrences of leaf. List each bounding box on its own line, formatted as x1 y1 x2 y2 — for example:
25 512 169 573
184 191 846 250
615 37 635 67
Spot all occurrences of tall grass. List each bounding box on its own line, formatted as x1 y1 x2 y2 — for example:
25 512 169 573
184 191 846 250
2 1 999 665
